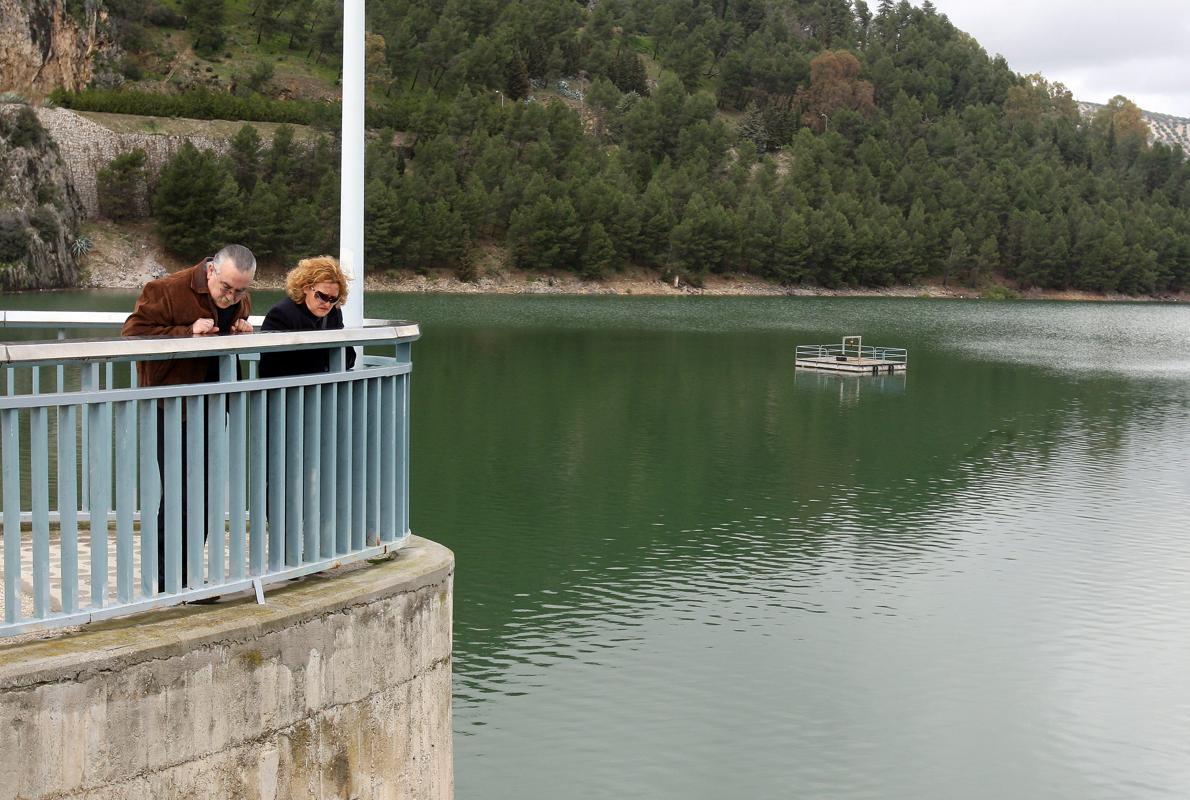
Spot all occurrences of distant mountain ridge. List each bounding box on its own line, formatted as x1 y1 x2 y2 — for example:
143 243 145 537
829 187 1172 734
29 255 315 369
1077 101 1190 152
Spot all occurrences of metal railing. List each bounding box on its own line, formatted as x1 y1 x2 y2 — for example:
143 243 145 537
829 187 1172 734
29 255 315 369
0 310 419 637
795 344 909 364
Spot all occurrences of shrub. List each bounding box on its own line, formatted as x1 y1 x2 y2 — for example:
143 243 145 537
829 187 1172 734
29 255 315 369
981 284 1021 300
35 182 61 208
29 206 60 242
120 56 144 81
0 216 30 264
50 88 340 128
146 4 187 28
2 105 46 149
245 61 275 93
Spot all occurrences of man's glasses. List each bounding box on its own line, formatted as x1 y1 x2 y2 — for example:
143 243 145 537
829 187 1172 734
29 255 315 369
313 289 340 304
218 282 249 298
209 264 249 298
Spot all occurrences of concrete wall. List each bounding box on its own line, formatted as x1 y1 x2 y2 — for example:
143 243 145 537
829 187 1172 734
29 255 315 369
0 536 454 800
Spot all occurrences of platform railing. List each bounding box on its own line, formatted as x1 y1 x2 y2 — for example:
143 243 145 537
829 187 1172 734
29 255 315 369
0 311 419 637
795 344 908 364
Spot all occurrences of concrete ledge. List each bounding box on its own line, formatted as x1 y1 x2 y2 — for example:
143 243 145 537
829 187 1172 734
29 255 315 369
0 536 454 800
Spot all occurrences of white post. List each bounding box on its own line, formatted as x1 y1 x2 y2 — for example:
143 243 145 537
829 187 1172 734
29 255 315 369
340 0 366 328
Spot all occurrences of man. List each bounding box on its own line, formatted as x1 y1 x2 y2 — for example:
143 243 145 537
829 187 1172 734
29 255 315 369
122 244 257 592
123 244 257 382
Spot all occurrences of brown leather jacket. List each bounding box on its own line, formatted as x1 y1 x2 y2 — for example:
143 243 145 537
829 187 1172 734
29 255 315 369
121 260 252 387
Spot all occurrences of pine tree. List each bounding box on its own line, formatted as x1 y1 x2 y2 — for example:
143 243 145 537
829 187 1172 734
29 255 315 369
581 222 616 279
738 103 770 153
97 149 148 221
229 125 263 193
773 210 810 283
364 178 403 269
153 142 238 256
419 199 466 267
973 236 999 286
185 0 227 56
943 229 969 287
506 54 530 101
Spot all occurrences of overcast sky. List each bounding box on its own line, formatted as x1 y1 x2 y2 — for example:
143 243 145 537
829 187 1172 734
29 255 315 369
933 0 1190 117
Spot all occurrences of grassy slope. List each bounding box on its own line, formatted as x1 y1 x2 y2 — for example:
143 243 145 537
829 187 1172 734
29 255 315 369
124 0 344 102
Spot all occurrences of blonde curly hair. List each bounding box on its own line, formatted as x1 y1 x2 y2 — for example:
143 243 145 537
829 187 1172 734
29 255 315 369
284 256 349 306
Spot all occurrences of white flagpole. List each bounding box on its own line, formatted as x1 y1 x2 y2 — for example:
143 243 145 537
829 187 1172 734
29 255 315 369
340 0 365 328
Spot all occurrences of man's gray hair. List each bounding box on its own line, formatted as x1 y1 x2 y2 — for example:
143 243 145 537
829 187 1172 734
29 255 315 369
212 244 257 274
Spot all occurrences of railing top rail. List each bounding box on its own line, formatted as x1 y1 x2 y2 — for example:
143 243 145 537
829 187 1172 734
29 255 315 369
0 320 420 366
796 343 906 351
795 343 908 362
0 310 132 328
0 310 400 329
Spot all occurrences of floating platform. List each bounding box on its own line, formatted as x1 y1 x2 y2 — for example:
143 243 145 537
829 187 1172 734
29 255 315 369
795 336 907 375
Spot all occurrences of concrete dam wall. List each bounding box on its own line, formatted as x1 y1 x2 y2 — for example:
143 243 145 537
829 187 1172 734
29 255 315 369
0 536 454 800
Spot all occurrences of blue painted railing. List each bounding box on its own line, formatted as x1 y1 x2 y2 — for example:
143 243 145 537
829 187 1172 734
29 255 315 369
0 310 419 637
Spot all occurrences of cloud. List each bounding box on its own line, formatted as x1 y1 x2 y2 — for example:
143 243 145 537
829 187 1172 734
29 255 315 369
936 0 1190 115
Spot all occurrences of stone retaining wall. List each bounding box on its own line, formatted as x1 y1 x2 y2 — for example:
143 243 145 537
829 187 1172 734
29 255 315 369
33 106 231 218
0 536 454 800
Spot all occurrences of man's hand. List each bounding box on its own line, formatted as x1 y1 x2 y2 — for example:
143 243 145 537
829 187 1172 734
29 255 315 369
230 319 253 334
191 318 217 335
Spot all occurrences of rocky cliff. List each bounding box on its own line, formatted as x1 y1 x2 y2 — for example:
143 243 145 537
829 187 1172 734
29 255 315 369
0 0 116 99
0 103 83 289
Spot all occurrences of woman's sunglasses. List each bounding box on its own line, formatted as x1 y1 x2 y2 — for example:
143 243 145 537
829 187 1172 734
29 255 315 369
312 289 340 304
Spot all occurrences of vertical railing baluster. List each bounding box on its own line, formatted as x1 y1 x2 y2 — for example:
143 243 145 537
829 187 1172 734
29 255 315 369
336 380 352 556
129 367 138 512
30 405 50 617
284 386 304 567
55 333 71 611
84 365 110 608
249 390 266 575
380 372 396 543
2 408 21 625
138 399 158 597
56 330 66 394
114 401 135 604
163 398 182 594
351 378 367 551
80 369 89 514
398 341 411 538
58 403 79 614
186 395 204 591
267 389 285 573
229 385 246 581
303 384 320 563
208 358 233 585
321 354 341 560
366 377 380 545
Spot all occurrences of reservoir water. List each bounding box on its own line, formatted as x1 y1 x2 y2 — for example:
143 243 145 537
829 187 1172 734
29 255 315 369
9 292 1190 799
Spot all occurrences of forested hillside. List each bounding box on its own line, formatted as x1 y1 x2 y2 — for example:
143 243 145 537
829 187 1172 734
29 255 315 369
52 0 1190 292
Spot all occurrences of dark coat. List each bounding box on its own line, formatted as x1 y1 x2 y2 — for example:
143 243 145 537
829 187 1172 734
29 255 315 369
258 297 357 378
121 260 252 387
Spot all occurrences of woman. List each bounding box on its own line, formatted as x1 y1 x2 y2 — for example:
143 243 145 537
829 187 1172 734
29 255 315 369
259 255 357 378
